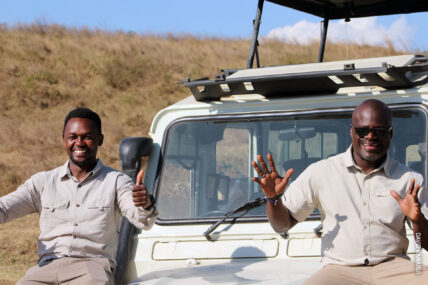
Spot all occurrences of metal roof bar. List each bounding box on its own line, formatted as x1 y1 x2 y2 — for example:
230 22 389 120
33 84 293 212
318 18 329 63
247 0 264 68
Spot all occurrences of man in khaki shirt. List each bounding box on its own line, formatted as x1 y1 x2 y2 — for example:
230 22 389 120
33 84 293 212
252 99 428 284
0 108 157 284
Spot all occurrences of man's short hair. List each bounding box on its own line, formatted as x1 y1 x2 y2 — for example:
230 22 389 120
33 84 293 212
63 107 102 134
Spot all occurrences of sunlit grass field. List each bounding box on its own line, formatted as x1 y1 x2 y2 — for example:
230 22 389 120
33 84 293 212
0 23 416 283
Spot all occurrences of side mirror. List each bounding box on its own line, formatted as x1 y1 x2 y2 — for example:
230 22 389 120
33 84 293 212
119 137 153 182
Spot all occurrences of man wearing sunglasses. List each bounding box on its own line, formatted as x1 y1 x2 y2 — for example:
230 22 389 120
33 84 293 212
252 99 428 284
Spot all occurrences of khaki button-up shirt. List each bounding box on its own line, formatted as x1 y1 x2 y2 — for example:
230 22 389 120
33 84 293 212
284 146 427 266
0 160 158 266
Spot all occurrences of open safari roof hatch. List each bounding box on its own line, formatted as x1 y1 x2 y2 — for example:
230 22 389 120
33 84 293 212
268 0 428 20
184 55 428 101
183 0 428 101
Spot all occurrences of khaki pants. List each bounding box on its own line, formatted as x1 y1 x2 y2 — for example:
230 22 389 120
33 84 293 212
17 257 114 285
303 257 428 285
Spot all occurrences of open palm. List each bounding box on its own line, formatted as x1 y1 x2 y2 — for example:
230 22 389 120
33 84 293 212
390 179 422 222
251 154 294 199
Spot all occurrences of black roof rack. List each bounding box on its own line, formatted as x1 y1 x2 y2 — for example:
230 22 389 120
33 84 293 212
184 55 428 101
268 0 428 20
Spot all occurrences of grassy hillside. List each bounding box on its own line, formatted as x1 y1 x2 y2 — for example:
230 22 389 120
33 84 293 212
0 23 411 283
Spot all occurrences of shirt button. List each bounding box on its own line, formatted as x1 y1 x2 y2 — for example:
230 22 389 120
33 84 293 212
77 185 82 188
364 258 369 265
76 204 80 207
362 202 367 206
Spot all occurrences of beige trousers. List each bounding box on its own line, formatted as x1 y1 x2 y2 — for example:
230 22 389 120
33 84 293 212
17 257 114 285
303 257 428 285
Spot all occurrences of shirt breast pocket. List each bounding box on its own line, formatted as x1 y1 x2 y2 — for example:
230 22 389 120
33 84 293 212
374 191 404 228
40 200 70 229
86 200 112 229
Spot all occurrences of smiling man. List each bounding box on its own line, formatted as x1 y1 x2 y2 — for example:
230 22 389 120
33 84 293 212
252 99 428 284
0 108 157 284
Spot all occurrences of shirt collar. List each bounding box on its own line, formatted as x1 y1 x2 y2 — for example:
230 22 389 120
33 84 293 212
344 145 392 177
91 159 104 176
59 161 69 179
60 159 105 180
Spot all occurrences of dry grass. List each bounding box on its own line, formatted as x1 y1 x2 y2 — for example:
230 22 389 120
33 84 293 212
0 23 421 283
0 214 38 284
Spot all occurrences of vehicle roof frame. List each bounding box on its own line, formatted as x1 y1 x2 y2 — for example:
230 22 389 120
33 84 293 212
248 0 428 68
185 0 428 101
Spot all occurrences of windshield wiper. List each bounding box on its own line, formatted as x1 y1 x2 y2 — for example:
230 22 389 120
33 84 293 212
203 197 266 241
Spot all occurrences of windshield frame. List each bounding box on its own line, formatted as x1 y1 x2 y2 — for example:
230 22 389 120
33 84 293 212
154 103 428 225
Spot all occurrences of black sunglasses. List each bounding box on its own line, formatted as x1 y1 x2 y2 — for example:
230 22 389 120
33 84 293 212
352 125 392 138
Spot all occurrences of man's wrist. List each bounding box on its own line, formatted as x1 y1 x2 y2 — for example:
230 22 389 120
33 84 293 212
143 194 155 211
265 193 284 205
409 210 426 223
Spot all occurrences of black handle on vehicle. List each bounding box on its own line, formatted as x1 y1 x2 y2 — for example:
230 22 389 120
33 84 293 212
115 137 153 284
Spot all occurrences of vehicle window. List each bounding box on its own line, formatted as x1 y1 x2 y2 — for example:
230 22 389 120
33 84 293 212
216 128 251 211
156 107 426 221
390 109 426 178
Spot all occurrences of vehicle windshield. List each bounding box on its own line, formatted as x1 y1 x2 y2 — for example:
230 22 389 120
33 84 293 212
156 107 427 221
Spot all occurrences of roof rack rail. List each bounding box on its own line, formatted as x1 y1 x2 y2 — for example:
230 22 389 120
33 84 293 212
184 55 428 101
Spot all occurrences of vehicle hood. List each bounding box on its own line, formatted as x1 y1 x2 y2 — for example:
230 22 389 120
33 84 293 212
128 258 322 285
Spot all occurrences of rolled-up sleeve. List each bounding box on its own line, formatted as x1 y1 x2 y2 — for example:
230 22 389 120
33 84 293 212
415 172 428 218
283 164 318 222
115 173 158 230
0 173 42 224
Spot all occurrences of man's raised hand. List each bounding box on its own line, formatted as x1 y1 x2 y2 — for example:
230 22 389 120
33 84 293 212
132 169 153 209
390 178 422 222
251 153 294 199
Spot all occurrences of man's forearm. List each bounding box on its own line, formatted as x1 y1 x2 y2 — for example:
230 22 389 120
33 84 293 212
0 187 38 224
266 200 298 233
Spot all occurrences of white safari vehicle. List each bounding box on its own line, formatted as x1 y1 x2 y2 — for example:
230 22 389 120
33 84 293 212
115 1 428 284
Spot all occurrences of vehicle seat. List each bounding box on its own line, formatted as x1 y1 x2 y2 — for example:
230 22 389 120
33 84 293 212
282 157 322 180
409 142 426 177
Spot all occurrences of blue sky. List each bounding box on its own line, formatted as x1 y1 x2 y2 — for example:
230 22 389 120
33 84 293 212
1 0 427 51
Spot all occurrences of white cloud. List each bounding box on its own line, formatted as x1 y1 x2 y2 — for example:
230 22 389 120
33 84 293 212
265 16 416 51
